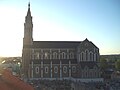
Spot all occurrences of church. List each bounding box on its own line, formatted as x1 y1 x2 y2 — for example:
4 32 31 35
22 3 101 82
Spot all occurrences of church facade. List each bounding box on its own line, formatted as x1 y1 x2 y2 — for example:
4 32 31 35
22 4 101 81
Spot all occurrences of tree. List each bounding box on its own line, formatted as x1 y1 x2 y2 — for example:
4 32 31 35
115 60 120 70
100 58 108 70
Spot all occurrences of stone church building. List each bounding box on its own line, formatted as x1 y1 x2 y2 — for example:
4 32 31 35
22 3 101 82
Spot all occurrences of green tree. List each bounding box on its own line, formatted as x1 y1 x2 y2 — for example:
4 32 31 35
100 58 108 70
115 60 120 70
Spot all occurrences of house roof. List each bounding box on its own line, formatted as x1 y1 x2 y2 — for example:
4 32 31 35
0 69 34 90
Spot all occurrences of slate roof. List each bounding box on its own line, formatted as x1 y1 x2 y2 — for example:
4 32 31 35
32 41 81 48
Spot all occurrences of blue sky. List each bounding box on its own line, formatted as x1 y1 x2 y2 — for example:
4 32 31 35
0 0 120 56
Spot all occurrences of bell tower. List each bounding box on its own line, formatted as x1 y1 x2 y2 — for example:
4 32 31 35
22 2 33 78
23 2 33 46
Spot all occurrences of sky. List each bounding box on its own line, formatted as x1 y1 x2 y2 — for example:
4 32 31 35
0 0 120 57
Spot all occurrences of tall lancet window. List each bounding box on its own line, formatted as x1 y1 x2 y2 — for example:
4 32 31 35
35 52 39 59
37 52 39 59
44 52 49 59
81 52 84 61
90 52 93 61
85 50 89 61
94 53 96 61
53 52 58 59
35 67 39 74
70 52 74 59
61 52 66 59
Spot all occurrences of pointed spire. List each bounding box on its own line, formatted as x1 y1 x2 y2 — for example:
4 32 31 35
27 2 31 17
25 2 32 23
28 2 30 9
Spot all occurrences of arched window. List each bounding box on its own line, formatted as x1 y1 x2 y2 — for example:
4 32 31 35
37 52 39 59
89 52 93 61
94 54 96 61
72 66 76 73
44 52 49 59
85 50 89 61
35 67 39 74
70 52 74 59
34 52 39 59
45 67 49 73
53 52 58 59
61 52 66 59
63 66 67 73
54 66 58 73
81 52 84 61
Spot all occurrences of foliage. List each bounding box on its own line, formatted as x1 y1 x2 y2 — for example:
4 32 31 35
115 60 120 70
100 58 108 70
